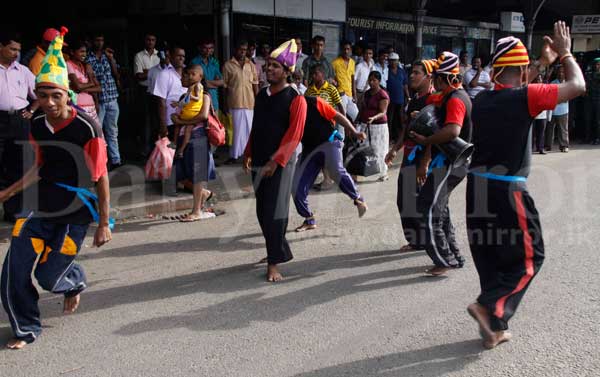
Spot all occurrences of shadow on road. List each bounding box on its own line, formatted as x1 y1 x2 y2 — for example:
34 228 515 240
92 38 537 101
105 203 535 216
78 231 341 260
291 339 482 377
39 249 425 325
111 254 431 336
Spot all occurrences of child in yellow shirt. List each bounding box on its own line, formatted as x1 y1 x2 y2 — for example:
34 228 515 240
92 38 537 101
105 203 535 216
171 65 204 158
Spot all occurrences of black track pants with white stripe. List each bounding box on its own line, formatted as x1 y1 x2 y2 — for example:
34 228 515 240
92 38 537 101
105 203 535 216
418 163 467 268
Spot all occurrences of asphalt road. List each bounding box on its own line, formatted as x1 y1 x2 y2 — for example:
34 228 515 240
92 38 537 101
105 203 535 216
1 145 599 377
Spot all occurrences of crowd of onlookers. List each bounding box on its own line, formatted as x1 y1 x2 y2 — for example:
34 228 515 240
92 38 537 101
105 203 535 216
2 27 600 221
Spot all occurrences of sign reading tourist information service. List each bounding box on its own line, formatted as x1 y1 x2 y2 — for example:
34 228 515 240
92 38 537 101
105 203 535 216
347 17 438 35
572 15 600 34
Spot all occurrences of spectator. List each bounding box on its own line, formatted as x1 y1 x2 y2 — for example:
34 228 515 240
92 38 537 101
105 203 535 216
191 40 224 112
292 69 307 95
0 31 38 222
152 45 187 141
585 57 600 145
354 46 374 104
302 35 333 85
247 41 257 60
386 52 410 144
547 65 570 152
133 33 159 89
374 49 389 89
295 38 308 71
87 33 122 169
133 33 160 157
223 40 259 164
463 56 492 99
459 50 471 76
28 28 66 75
255 43 271 88
357 71 390 182
532 74 548 154
67 40 101 122
331 41 358 120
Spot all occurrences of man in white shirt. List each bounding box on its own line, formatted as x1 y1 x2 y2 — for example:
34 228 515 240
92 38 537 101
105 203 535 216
354 47 374 104
373 49 388 89
133 33 160 157
295 38 308 72
463 56 491 99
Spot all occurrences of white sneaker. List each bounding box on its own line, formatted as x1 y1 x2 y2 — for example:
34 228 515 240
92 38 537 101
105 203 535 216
200 211 216 219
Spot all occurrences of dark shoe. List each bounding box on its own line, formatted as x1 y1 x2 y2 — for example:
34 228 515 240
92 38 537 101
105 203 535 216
108 162 123 171
224 158 238 165
562 147 569 153
592 139 600 145
538 149 546 155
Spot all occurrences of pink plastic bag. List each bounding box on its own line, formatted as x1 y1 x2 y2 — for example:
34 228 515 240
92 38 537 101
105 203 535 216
145 137 175 180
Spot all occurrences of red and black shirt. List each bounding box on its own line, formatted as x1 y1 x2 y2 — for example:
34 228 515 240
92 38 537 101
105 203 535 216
29 107 108 224
470 84 558 177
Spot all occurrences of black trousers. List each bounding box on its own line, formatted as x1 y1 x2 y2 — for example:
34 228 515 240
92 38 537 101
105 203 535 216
0 113 33 217
396 162 426 249
532 119 546 152
252 159 296 265
387 103 405 143
417 163 467 267
466 177 544 331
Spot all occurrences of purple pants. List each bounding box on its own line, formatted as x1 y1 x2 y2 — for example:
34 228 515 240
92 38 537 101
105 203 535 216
293 140 361 219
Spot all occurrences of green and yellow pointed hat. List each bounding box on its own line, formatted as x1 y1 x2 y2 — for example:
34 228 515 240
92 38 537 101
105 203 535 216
35 26 77 104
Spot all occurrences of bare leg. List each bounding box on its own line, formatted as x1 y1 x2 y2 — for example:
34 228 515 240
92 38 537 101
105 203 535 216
267 264 283 282
63 294 81 314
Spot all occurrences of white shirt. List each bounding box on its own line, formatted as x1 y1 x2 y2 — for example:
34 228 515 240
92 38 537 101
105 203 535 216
373 62 388 88
354 60 374 92
463 68 491 99
151 65 187 126
296 53 308 74
134 49 160 87
0 61 36 111
146 64 164 94
535 110 547 120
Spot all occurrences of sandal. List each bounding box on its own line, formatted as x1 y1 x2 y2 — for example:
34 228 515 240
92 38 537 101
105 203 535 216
179 211 216 222
354 197 368 218
424 266 450 276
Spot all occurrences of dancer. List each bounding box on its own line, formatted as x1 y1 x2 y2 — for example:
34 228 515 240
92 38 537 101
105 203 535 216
409 52 472 276
0 27 112 349
293 96 367 232
385 59 437 252
466 22 585 349
243 39 307 282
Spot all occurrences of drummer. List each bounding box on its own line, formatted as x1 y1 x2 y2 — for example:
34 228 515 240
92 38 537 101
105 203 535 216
409 52 473 276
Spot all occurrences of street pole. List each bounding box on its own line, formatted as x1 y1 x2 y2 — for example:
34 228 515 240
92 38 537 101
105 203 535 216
415 8 427 60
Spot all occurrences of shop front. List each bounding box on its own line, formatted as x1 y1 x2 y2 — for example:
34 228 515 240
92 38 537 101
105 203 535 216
230 0 346 60
346 14 497 64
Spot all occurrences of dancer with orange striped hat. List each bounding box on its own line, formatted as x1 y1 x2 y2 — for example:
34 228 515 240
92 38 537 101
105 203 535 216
386 59 437 252
466 21 585 349
409 52 472 276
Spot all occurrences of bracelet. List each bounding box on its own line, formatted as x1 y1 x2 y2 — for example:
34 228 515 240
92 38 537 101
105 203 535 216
559 53 573 64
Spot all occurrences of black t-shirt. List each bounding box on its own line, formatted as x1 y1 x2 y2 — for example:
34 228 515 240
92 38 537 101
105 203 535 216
470 84 558 178
29 107 107 224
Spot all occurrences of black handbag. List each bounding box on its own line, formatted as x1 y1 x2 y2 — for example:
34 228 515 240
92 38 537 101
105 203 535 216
343 125 381 177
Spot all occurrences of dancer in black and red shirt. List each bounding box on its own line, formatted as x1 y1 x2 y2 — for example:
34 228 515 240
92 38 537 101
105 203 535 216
466 21 585 349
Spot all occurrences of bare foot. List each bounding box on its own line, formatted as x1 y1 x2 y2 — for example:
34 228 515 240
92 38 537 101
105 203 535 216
267 264 283 282
63 294 81 314
354 199 368 218
467 303 497 345
424 266 450 276
483 331 513 350
6 338 27 350
399 244 417 253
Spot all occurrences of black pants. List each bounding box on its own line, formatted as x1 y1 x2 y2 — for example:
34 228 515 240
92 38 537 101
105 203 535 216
466 177 544 331
387 103 405 143
417 163 467 267
532 119 546 152
252 159 296 265
0 113 33 218
396 162 426 249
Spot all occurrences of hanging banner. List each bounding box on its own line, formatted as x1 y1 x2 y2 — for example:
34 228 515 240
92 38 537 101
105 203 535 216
572 15 600 34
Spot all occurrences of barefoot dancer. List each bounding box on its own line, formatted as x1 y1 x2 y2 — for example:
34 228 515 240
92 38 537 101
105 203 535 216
466 22 585 349
243 40 307 282
292 96 367 232
409 52 472 277
0 28 112 349
385 59 436 252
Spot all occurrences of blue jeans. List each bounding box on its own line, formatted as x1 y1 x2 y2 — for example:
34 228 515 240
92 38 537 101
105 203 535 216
98 99 121 164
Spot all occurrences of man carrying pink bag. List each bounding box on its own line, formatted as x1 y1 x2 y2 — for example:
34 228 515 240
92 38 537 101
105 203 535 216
145 137 175 180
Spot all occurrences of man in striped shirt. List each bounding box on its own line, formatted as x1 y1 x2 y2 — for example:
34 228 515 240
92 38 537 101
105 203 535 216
304 64 345 190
